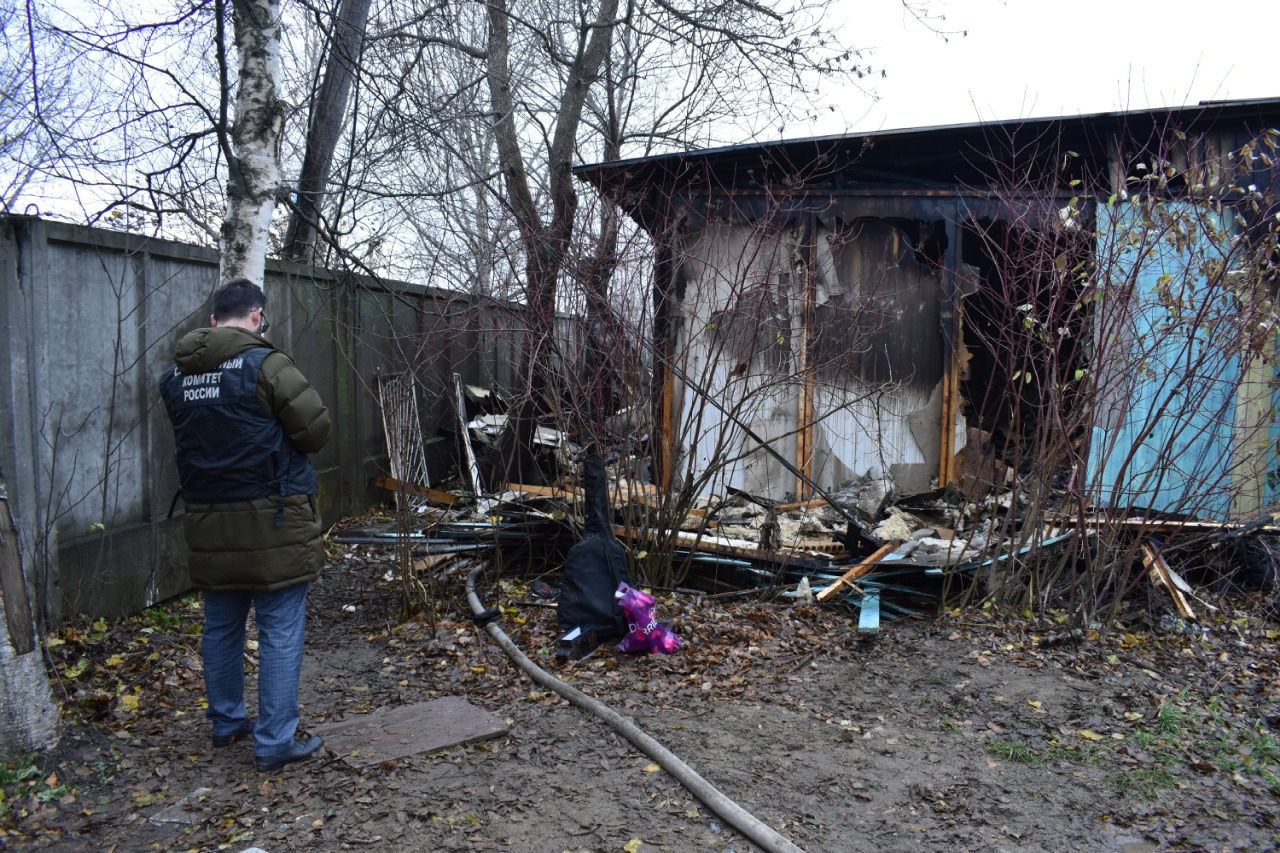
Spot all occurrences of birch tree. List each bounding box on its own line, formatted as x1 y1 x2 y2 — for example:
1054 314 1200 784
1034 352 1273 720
0 471 59 757
219 0 287 285
0 5 80 759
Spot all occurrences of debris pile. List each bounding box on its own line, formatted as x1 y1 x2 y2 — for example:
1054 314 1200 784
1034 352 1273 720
353 377 1279 634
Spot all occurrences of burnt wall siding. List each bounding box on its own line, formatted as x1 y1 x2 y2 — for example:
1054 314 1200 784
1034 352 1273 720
815 219 943 393
663 212 949 500
649 186 1069 500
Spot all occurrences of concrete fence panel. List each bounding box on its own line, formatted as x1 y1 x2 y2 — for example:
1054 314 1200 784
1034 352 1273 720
0 216 526 625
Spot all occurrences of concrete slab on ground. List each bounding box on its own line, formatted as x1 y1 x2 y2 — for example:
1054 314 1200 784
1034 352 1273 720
313 697 509 768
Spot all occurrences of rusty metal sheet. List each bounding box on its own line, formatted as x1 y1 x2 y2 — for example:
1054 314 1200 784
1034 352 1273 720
314 697 509 768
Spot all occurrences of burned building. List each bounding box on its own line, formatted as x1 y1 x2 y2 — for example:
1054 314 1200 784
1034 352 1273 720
576 99 1280 520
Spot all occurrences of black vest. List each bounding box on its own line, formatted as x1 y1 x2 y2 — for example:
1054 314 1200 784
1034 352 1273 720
160 346 318 504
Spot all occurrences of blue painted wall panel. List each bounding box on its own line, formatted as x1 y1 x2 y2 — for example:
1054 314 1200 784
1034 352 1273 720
1088 203 1238 519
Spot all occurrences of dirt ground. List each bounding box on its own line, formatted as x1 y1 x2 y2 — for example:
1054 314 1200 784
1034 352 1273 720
7 538 1280 853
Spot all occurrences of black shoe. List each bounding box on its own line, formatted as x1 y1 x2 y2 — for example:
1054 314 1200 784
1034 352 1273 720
255 736 325 772
212 718 255 748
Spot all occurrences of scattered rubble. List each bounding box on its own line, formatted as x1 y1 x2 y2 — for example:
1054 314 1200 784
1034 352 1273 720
365 383 1280 635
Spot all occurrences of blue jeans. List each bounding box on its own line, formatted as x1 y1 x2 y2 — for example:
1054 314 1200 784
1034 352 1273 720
203 583 309 757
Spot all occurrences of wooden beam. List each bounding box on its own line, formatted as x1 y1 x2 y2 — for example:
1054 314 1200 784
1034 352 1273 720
371 475 457 506
797 213 817 500
504 482 677 509
1141 542 1196 621
816 540 900 603
938 302 963 489
660 348 677 493
613 525 834 566
504 483 580 498
774 497 829 513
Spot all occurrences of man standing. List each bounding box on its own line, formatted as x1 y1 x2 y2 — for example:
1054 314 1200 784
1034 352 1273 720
160 278 331 772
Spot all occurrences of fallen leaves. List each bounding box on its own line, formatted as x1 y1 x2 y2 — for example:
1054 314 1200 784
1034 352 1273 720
43 597 205 728
14 524 1280 852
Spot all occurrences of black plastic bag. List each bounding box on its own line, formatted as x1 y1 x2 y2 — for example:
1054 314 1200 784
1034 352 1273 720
557 454 631 638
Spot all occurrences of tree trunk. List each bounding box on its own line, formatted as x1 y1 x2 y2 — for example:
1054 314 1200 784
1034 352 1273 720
483 0 620 481
0 471 59 759
282 0 372 264
219 0 286 286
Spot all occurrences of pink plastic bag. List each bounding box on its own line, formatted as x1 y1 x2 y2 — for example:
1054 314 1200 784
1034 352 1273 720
615 583 681 654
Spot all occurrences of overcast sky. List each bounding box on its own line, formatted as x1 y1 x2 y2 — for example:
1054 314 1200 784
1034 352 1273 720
800 0 1280 137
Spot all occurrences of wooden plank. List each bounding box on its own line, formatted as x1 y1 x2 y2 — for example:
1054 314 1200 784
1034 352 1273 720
411 553 455 574
616 489 704 520
815 540 900 603
1141 542 1196 620
858 591 881 634
371 475 457 506
505 483 581 499
612 525 834 566
939 353 953 488
773 498 830 513
797 279 815 501
659 340 677 492
505 482 680 513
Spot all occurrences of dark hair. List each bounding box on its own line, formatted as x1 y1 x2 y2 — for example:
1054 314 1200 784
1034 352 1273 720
211 278 265 323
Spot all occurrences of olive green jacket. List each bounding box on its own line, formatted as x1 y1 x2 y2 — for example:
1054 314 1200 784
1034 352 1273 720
168 326 331 591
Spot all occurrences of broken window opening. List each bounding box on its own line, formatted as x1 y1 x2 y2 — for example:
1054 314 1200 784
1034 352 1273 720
958 216 1093 478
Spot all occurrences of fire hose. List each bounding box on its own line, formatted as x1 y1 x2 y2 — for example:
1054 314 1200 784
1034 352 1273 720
465 561 807 853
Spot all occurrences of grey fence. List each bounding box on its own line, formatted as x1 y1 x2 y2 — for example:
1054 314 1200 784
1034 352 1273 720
0 216 526 625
